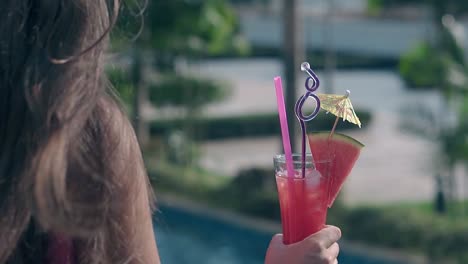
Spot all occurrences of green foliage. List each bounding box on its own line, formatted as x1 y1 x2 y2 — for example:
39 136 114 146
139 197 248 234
148 158 229 200
122 0 248 57
399 41 467 91
399 15 468 162
148 75 228 110
106 67 231 120
215 168 280 219
147 75 230 166
111 0 246 147
399 14 468 220
399 42 443 89
367 0 383 15
149 111 372 141
337 207 468 263
366 0 427 15
439 118 468 162
162 130 200 166
107 67 134 106
149 162 280 219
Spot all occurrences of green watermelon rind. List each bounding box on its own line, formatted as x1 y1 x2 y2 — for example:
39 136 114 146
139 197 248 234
309 132 365 148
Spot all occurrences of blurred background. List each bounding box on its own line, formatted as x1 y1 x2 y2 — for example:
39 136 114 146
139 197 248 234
108 0 468 263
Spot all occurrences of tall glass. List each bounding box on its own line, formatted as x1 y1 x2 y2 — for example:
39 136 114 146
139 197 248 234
274 154 331 245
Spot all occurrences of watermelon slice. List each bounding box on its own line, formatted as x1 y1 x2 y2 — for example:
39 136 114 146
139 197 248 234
308 132 364 207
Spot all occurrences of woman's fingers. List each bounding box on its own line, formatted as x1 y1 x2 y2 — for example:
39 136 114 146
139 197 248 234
308 226 342 249
328 242 340 260
315 242 339 264
265 228 341 264
267 234 284 249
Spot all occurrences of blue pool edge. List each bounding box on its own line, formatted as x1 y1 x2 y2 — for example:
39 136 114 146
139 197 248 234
154 193 427 264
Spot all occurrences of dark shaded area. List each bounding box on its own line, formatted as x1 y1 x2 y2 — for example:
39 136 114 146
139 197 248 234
434 174 447 214
150 110 372 141
208 48 400 70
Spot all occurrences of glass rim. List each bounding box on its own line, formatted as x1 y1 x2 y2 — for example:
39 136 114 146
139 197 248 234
273 154 332 164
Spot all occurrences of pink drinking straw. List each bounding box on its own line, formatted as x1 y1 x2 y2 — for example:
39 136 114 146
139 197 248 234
274 77 295 179
274 76 296 242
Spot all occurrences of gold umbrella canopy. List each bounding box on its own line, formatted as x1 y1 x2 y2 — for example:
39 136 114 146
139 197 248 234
317 90 361 128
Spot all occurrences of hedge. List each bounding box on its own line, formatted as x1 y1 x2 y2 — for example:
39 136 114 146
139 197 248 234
149 110 372 141
335 207 468 263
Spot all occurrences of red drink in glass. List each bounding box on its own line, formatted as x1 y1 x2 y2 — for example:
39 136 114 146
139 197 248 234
274 154 331 245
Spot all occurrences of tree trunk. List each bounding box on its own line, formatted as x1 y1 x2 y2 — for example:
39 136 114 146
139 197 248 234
446 163 456 214
434 173 446 214
323 0 336 94
460 163 467 217
431 0 448 49
132 46 149 147
283 0 304 152
431 0 448 24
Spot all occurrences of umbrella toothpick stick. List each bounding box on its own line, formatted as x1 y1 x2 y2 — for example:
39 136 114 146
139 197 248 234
328 90 350 139
329 116 340 139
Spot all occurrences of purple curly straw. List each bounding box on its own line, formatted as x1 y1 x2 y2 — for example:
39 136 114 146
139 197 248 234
295 62 321 178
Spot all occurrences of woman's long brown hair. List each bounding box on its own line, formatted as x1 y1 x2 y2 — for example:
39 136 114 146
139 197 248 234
0 1 153 263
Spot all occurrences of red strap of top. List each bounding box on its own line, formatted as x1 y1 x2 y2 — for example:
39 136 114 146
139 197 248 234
46 233 75 264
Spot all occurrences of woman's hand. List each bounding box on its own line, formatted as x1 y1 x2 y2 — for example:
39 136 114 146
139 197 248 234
265 226 341 264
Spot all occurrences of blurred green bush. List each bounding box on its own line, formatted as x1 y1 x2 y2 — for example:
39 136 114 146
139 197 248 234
150 110 372 141
107 68 229 109
107 67 134 107
336 207 468 263
149 75 228 109
399 42 443 89
150 162 280 219
213 167 280 219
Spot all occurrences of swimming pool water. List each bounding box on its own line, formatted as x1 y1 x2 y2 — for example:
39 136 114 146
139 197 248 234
154 206 406 264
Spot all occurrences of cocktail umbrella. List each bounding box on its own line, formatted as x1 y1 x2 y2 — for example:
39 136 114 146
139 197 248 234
317 90 361 137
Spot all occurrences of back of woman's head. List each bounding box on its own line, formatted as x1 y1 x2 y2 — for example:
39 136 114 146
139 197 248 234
0 1 148 263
